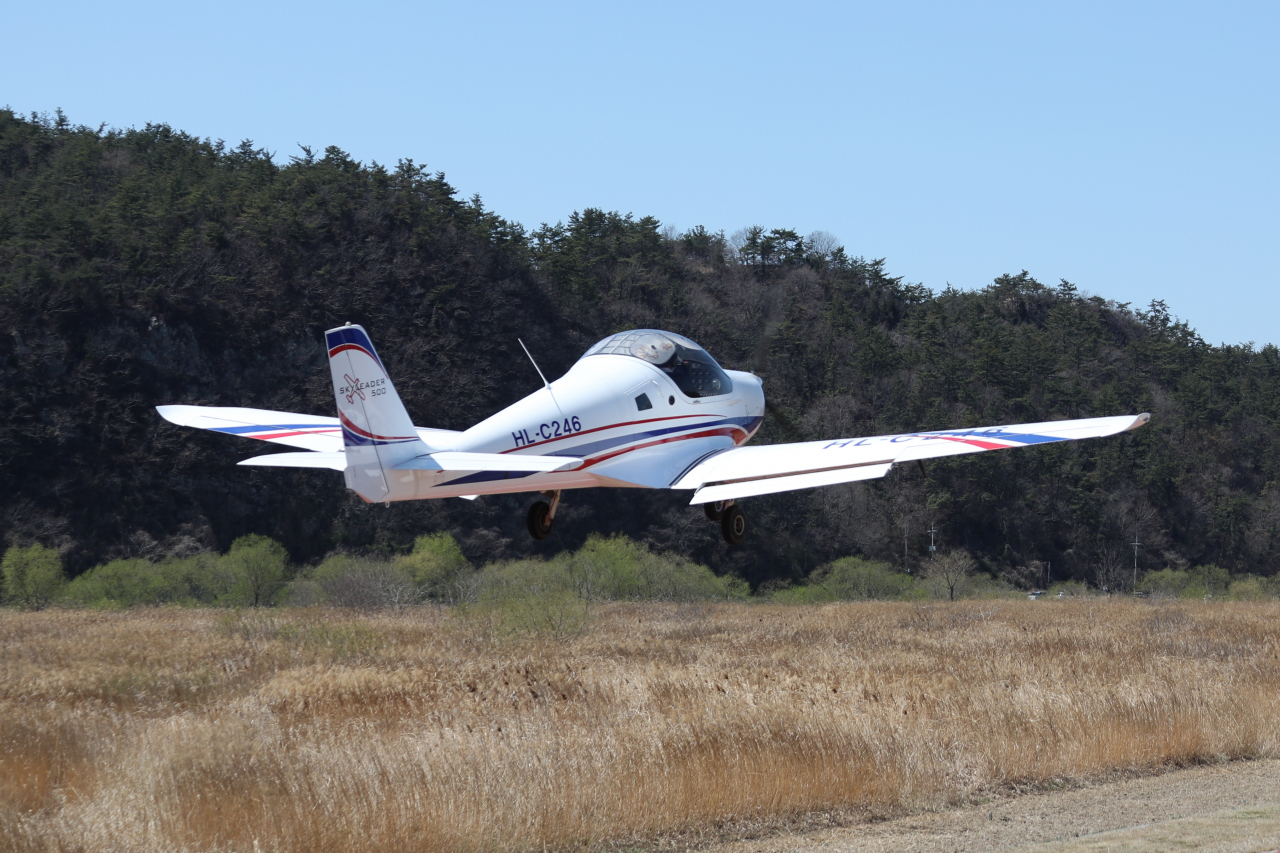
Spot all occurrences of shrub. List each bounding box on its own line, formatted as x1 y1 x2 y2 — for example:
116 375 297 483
64 558 159 607
309 554 419 608
561 534 747 602
221 535 289 607
1139 565 1231 600
176 553 240 604
1226 576 1269 601
1046 580 1092 598
394 533 474 604
813 557 920 601
467 559 590 639
2 543 65 609
62 554 224 607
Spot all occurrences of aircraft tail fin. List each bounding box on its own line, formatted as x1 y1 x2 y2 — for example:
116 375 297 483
325 324 427 501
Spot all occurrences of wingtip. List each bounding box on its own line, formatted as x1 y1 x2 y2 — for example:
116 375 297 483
1128 412 1151 430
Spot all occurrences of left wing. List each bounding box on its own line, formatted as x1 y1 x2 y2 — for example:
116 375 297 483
236 450 583 473
156 405 463 453
673 413 1150 504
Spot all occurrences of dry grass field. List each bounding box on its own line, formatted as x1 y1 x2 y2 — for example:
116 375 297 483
2 600 1279 852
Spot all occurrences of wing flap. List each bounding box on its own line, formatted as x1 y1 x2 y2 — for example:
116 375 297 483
238 451 347 470
691 463 892 504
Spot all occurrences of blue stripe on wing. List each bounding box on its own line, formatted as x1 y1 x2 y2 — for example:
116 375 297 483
926 429 1062 445
211 424 336 435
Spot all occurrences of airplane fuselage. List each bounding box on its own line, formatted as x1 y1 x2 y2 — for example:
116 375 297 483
352 354 765 501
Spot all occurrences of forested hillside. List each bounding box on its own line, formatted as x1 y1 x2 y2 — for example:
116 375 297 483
3 108 1279 587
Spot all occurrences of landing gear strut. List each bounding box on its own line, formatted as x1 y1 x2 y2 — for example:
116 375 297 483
527 490 561 540
703 499 746 545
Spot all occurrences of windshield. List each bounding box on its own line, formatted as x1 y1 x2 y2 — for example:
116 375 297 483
584 330 733 398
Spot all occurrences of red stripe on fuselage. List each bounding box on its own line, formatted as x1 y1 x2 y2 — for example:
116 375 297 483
501 413 722 454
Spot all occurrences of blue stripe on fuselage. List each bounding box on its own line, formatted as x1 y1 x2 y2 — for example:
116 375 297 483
543 415 759 460
443 469 538 486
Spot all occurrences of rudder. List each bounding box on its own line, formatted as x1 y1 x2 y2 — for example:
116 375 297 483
325 324 425 501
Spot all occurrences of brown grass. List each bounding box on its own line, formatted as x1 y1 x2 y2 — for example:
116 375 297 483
1 600 1278 852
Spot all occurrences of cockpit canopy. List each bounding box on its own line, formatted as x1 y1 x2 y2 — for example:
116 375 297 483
583 330 734 398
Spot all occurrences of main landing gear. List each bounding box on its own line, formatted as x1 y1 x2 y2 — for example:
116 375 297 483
703 500 747 546
527 490 561 540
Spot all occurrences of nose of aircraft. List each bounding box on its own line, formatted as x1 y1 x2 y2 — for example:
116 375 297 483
749 374 765 415
728 370 766 418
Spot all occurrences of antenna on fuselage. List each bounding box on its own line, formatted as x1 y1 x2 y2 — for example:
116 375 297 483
518 338 550 389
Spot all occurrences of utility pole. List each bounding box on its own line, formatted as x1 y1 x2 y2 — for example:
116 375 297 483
928 524 938 554
1131 536 1142 589
903 519 910 574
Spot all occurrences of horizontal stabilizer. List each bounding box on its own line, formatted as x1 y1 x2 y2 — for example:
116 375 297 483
157 404 460 459
238 452 347 470
158 405 343 452
393 452 581 473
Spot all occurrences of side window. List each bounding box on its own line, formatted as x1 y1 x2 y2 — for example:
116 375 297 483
635 393 653 411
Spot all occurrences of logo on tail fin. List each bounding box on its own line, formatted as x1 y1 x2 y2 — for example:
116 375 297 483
343 374 366 404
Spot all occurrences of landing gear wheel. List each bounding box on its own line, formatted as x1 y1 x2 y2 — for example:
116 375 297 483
720 504 746 545
704 501 725 522
527 501 554 540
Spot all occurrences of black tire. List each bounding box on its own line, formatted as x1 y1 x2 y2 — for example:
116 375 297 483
720 504 746 545
704 501 723 522
527 501 553 540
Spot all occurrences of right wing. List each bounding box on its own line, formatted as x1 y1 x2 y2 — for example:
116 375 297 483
672 413 1150 504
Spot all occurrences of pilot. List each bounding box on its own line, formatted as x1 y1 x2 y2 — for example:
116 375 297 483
632 333 676 365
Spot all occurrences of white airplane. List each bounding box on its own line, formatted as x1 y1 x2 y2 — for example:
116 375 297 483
157 325 1150 544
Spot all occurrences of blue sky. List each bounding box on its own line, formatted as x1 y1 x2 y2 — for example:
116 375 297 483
5 1 1277 346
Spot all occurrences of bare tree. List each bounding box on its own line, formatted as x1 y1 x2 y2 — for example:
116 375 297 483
806 230 843 258
323 558 421 609
923 549 977 601
1093 545 1128 595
